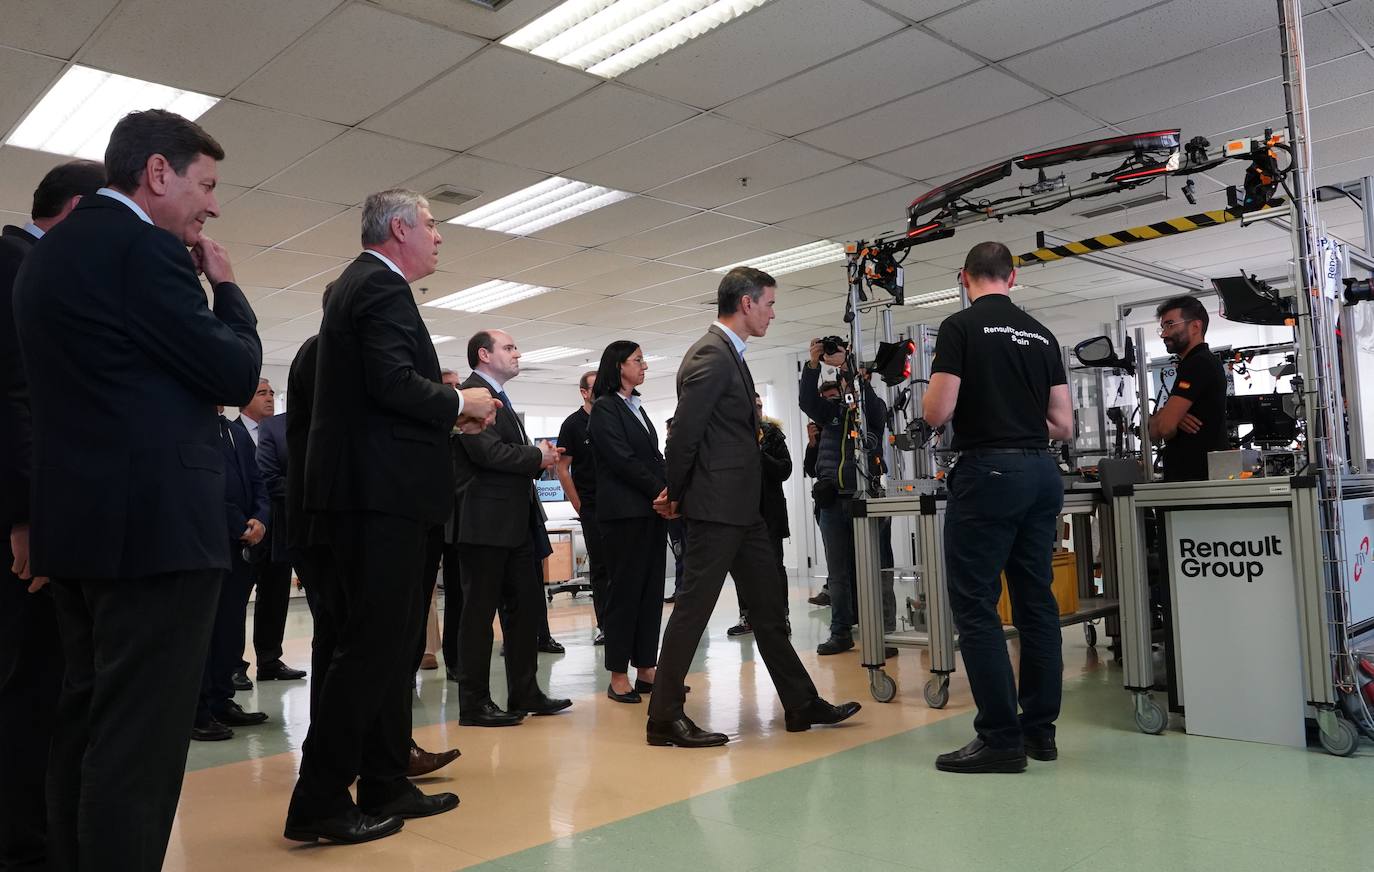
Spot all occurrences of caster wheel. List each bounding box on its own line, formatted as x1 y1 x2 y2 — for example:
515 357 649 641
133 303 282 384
1083 622 1098 648
923 676 949 709
1134 698 1167 735
1320 716 1360 757
869 670 897 703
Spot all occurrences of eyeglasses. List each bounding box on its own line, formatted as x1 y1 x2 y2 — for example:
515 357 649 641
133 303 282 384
1157 318 1196 335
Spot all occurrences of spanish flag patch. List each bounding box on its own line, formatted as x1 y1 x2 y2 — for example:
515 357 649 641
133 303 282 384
1177 380 1192 390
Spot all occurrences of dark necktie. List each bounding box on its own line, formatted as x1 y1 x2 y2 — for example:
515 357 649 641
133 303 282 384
498 390 528 443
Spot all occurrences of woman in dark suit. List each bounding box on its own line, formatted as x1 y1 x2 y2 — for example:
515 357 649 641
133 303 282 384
588 340 667 703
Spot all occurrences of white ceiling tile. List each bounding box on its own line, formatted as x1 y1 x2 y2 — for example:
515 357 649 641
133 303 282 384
662 227 822 270
869 101 1099 180
84 0 340 95
1307 91 1374 142
529 196 697 247
261 130 453 206
557 299 698 330
252 290 324 320
364 46 599 151
1002 0 1278 95
0 49 64 145
261 314 327 343
234 4 483 125
433 226 513 267
929 0 1153 62
567 261 701 296
646 141 848 210
484 289 606 320
213 191 346 248
236 250 347 289
624 272 724 304
197 101 345 188
1315 124 1374 169
0 0 119 57
286 262 346 293
865 0 967 22
402 154 547 221
471 84 698 173
618 0 903 109
280 207 363 258
1318 155 1374 189
570 114 779 193
799 67 1046 159
442 237 582 280
778 182 927 239
714 28 981 137
509 249 645 287
717 164 909 223
601 212 761 259
0 145 74 215
366 0 564 40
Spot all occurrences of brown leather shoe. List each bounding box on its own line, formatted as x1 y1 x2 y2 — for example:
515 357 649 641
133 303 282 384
419 654 439 670
407 740 460 778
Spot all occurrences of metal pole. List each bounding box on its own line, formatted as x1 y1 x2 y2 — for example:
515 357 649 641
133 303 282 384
1134 327 1153 481
880 308 899 483
1361 175 1374 255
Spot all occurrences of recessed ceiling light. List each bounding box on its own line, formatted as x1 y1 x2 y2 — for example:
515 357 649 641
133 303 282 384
446 177 632 235
6 65 219 160
502 0 771 78
429 334 457 345
909 288 962 308
643 354 665 362
422 280 555 313
717 241 846 277
520 345 592 363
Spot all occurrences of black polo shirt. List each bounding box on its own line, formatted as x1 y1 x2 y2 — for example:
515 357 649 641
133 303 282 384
557 406 597 504
1160 343 1227 482
931 294 1066 450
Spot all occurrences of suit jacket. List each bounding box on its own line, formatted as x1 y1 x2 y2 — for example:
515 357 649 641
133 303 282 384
286 336 318 555
759 421 791 540
0 225 38 529
12 195 261 578
303 254 460 527
451 373 547 550
220 417 269 546
666 325 762 526
256 412 289 562
588 393 664 522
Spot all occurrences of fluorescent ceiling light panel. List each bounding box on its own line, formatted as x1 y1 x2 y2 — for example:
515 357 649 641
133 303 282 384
643 354 665 362
502 0 771 78
446 177 631 235
717 241 845 277
429 334 456 346
422 280 555 313
6 65 218 160
910 287 961 308
520 345 592 363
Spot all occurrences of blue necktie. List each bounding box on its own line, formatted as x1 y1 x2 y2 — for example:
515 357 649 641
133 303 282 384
496 390 514 416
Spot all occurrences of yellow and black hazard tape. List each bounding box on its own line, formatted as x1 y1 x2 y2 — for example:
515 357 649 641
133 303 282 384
1013 208 1245 267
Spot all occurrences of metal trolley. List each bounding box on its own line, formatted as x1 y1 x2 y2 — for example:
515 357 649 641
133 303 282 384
853 486 1121 708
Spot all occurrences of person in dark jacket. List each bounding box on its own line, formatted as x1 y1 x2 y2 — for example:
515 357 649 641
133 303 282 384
589 341 668 703
727 394 792 637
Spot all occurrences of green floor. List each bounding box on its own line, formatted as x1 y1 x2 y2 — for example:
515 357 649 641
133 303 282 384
474 666 1374 872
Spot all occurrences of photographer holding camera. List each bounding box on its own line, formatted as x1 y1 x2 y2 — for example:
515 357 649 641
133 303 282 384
799 336 892 655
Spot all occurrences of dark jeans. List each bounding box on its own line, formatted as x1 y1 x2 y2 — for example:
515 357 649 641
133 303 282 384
601 516 666 673
48 571 220 872
197 555 256 724
817 499 896 638
945 452 1064 750
0 541 62 871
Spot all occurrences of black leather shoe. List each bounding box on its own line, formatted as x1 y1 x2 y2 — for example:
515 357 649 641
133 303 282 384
807 591 831 606
446 668 460 682
593 629 605 645
816 636 854 655
785 698 862 733
511 693 572 716
538 638 566 655
726 618 752 636
935 737 1027 774
607 684 641 704
192 719 233 742
646 716 728 748
1024 735 1058 762
663 594 676 604
231 669 253 691
361 787 459 820
885 646 899 658
407 740 460 778
216 700 268 726
633 680 690 695
459 701 524 727
284 808 403 844
258 661 306 681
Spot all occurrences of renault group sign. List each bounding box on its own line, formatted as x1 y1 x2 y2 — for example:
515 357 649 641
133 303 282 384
1176 534 1283 584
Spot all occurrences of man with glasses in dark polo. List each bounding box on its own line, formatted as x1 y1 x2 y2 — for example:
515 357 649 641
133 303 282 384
1149 295 1227 482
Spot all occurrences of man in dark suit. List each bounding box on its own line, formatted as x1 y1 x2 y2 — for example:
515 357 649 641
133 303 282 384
0 158 104 872
647 267 861 748
285 190 498 845
452 329 572 727
193 409 271 740
12 110 261 871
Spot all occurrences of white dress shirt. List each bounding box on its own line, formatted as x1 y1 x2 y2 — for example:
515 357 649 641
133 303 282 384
97 188 153 225
712 320 747 357
21 222 43 240
240 414 260 447
621 391 649 431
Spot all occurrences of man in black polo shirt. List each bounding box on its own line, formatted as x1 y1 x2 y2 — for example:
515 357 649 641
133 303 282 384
922 241 1073 774
556 371 609 643
1148 295 1227 482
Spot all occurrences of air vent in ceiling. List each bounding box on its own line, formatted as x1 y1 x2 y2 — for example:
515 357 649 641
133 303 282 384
457 0 514 9
426 185 481 208
1073 191 1170 219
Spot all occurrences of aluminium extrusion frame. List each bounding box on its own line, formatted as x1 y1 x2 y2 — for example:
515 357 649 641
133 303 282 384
853 488 1119 707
